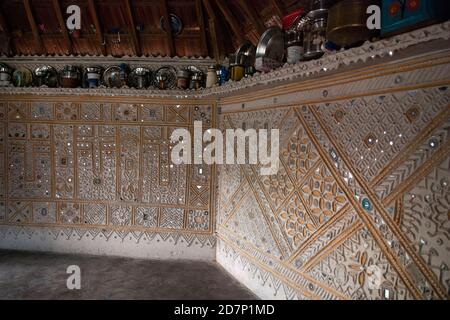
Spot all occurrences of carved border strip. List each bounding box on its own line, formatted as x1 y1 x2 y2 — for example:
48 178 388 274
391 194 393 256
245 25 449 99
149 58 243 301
301 221 364 272
0 224 217 248
287 203 352 263
383 139 450 206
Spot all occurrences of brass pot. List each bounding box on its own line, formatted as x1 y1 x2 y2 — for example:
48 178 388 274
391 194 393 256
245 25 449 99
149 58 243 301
327 0 380 48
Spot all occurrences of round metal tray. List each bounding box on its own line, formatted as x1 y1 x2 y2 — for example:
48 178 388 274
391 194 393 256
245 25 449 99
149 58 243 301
256 27 285 63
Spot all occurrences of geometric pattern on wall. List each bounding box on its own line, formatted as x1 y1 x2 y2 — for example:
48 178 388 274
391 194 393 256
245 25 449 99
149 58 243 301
0 99 216 241
314 87 450 183
399 156 450 295
217 85 450 300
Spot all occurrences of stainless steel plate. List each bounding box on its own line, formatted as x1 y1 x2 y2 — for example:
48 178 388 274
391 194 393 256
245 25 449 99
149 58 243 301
256 27 285 63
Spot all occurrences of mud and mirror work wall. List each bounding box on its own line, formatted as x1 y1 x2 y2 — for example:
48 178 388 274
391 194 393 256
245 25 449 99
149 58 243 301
0 98 216 260
216 63 450 299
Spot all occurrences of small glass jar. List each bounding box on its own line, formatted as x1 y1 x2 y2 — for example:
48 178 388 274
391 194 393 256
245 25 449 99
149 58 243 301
230 63 244 81
205 65 217 88
176 70 190 90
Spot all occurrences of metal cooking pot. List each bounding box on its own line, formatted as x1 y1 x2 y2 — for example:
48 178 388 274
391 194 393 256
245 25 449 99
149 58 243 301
34 66 58 87
129 67 151 89
303 13 328 60
0 63 12 85
60 65 81 88
84 66 102 88
327 0 380 48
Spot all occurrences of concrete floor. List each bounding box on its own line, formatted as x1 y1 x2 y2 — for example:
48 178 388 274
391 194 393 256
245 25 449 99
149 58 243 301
0 250 257 300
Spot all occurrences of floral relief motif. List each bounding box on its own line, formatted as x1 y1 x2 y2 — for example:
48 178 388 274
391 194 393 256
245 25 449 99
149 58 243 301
261 167 294 210
279 193 315 249
56 102 79 120
281 125 320 183
115 103 138 122
188 210 210 231
300 162 347 225
110 205 132 226
59 203 81 224
307 230 413 300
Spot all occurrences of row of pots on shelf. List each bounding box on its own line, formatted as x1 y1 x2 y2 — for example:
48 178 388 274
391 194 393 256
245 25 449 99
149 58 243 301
230 0 449 76
221 0 370 81
0 62 254 90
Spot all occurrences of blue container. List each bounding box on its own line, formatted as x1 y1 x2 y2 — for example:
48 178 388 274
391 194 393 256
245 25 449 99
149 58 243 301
216 66 228 86
381 0 449 37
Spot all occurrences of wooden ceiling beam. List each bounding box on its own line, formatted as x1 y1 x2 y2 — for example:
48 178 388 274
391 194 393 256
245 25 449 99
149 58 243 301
52 0 72 55
195 0 208 57
202 0 223 62
237 0 265 37
160 0 175 57
87 0 107 56
269 0 285 20
123 0 141 56
0 5 14 56
214 0 245 44
23 0 44 55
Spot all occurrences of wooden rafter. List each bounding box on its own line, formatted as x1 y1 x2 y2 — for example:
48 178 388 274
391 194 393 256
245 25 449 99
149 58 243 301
160 0 175 57
123 0 141 56
87 0 107 56
52 0 72 55
237 0 265 37
0 5 13 56
214 0 245 44
269 0 285 19
202 0 223 61
195 0 208 57
23 0 44 55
